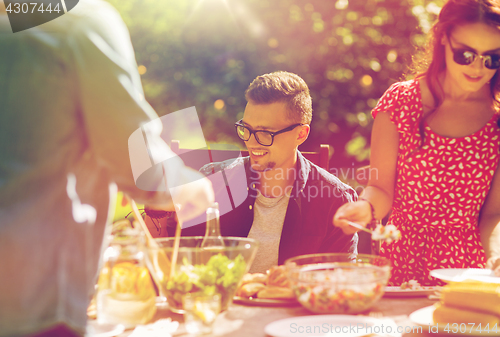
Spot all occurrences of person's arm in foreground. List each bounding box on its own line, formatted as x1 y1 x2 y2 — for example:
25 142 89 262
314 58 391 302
333 112 399 234
69 3 213 219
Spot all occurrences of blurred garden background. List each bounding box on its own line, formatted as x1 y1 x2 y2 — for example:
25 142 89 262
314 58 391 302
107 0 444 175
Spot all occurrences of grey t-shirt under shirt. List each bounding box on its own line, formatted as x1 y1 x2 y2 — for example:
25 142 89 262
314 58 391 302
247 191 290 273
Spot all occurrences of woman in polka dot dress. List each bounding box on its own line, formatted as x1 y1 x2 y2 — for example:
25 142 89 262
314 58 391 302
334 0 500 285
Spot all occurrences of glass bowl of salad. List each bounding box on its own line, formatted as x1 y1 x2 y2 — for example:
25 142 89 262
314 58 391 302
285 253 390 314
149 236 258 313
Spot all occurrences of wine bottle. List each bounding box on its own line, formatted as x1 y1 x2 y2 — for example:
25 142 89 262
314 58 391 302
201 202 225 249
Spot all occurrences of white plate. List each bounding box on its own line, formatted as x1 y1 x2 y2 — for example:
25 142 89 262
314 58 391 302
264 315 401 337
384 286 437 298
85 321 125 337
430 268 500 283
410 305 500 336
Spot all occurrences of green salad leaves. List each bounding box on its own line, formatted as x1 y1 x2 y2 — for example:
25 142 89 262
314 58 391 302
165 253 247 310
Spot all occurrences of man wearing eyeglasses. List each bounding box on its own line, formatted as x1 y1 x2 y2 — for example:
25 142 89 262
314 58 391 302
181 71 358 273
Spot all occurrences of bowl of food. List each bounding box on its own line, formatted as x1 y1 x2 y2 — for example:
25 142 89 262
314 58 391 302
148 236 259 313
285 253 391 314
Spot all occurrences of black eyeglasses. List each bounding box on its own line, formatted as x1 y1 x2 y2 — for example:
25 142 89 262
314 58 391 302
447 36 500 70
234 119 304 146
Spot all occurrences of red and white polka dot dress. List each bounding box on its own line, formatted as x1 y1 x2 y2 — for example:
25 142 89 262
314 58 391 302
372 79 500 286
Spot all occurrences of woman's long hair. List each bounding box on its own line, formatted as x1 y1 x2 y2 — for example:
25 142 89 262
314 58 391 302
410 0 500 111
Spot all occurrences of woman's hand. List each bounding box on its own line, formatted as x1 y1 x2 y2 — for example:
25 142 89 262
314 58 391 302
333 200 373 235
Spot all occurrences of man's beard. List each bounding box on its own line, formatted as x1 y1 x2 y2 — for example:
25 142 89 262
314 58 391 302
250 160 276 172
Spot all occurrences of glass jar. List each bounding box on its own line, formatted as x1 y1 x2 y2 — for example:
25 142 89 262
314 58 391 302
96 228 157 328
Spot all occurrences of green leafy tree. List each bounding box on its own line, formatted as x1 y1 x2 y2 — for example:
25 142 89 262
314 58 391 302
107 0 442 168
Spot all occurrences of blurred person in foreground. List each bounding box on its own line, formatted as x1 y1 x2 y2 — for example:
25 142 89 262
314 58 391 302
334 0 500 285
176 71 358 273
0 0 213 336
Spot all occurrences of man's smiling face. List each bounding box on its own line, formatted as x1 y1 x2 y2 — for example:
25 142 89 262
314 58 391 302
241 101 305 173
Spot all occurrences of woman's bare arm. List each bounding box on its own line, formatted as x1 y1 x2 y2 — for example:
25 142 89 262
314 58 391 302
333 112 399 234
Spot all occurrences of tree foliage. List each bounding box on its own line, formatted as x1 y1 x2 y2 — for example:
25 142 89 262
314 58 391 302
106 0 442 167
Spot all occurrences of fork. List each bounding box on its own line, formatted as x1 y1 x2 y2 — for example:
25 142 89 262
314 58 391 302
346 220 373 234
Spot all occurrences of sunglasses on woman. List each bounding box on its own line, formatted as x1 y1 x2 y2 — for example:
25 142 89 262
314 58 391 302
448 36 500 70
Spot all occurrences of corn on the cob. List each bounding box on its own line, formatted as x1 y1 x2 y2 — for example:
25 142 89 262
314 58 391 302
440 281 500 316
433 303 500 326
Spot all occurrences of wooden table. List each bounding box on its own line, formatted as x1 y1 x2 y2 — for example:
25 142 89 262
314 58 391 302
117 296 439 337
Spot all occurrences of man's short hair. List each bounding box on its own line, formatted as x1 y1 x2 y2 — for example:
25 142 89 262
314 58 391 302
245 71 312 124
